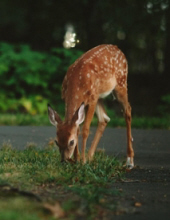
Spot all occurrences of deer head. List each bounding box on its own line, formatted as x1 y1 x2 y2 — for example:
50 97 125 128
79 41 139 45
48 103 85 162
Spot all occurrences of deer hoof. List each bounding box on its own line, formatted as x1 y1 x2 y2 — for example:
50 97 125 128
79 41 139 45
126 157 134 169
81 156 86 165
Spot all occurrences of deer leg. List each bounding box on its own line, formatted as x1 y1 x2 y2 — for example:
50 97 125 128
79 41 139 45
81 103 96 164
114 86 134 169
74 144 80 162
74 127 80 162
88 100 110 160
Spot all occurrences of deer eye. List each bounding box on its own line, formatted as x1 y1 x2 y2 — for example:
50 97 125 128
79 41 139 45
69 140 74 147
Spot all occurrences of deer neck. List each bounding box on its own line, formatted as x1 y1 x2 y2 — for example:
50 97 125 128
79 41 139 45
64 94 83 123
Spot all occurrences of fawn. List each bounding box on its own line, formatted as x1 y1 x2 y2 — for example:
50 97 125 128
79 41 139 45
48 44 134 168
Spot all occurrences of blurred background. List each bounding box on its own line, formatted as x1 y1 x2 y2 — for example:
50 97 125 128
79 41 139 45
0 0 170 127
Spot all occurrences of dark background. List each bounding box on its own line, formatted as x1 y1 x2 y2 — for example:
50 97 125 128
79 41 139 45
0 0 169 116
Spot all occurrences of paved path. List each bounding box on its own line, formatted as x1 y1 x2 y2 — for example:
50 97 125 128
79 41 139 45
0 126 170 219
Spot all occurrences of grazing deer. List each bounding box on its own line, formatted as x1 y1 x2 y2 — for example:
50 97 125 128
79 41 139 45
48 44 134 169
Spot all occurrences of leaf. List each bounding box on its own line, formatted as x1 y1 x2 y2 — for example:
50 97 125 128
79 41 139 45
44 202 65 218
19 98 32 112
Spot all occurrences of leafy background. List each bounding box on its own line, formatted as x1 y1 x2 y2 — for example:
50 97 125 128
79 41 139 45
0 0 170 123
0 42 83 115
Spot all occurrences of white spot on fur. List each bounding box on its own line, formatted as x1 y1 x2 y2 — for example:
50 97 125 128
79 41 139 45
87 73 90 78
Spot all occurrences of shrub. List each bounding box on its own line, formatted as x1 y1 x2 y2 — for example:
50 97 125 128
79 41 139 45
158 94 170 116
0 42 83 114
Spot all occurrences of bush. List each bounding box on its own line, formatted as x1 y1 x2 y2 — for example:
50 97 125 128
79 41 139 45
158 94 170 117
0 42 83 114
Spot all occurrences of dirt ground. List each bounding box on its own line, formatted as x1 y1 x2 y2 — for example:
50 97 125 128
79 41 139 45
0 126 170 219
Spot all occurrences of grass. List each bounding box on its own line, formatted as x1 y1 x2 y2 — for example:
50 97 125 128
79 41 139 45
0 142 125 219
0 113 170 129
0 114 49 126
0 197 44 220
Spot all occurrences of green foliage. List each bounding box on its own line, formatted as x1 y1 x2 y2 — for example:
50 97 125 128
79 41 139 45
0 114 49 125
0 42 83 114
0 143 123 218
132 116 170 129
0 112 170 128
0 198 42 220
0 94 48 115
158 94 170 116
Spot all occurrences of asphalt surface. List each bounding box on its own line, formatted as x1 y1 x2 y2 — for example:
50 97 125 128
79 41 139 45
0 126 170 219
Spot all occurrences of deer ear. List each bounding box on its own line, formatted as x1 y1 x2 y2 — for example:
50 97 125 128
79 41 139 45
48 104 62 127
75 103 85 126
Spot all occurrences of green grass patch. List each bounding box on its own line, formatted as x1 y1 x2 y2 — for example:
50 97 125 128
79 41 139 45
0 114 49 126
0 197 45 220
0 113 169 129
0 143 124 219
